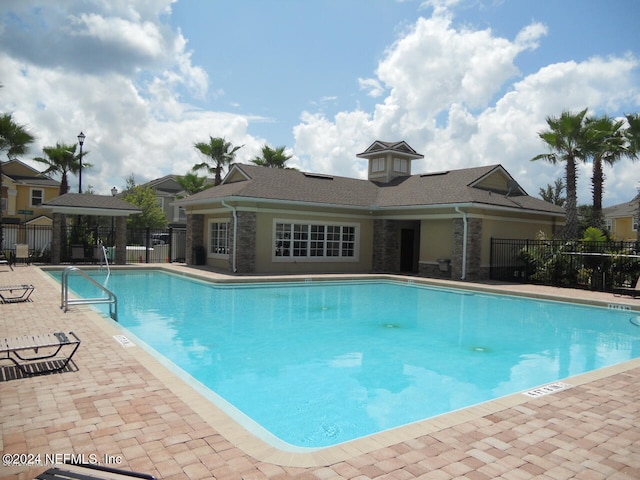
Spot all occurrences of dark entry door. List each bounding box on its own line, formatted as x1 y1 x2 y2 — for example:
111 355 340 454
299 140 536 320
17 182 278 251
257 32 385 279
400 228 415 272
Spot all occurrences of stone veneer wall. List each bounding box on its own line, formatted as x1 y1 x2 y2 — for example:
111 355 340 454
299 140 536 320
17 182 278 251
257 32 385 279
233 211 256 273
372 219 400 273
114 217 127 265
186 213 204 266
51 213 62 264
451 217 484 281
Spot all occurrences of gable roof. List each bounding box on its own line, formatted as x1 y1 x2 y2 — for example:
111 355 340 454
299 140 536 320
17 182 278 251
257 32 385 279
1 159 60 188
603 194 639 218
356 141 424 159
176 163 564 215
142 174 184 195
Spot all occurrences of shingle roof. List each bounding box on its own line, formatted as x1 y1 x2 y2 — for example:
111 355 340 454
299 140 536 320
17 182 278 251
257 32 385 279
42 193 141 212
4 174 60 188
176 163 564 215
603 195 639 218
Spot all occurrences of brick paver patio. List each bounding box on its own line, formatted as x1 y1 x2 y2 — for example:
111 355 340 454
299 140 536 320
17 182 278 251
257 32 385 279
1 265 639 480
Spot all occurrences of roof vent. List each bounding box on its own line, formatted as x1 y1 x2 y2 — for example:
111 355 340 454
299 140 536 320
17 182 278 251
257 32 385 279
303 172 334 180
420 170 450 177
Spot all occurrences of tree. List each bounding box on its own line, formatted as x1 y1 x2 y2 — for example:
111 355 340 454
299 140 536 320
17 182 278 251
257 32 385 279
539 178 566 207
193 136 243 186
251 145 295 169
176 171 211 198
33 142 92 196
121 176 168 229
624 113 640 160
624 113 640 241
531 109 589 239
0 112 35 249
584 115 627 230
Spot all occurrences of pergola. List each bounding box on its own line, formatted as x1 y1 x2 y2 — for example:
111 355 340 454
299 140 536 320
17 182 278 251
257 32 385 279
42 193 142 265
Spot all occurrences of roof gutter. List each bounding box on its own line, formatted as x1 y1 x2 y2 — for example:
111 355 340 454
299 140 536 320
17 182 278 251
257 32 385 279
176 196 564 218
455 206 467 280
221 200 238 273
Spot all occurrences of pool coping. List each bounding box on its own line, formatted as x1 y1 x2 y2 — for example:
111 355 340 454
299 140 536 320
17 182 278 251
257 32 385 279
39 264 640 468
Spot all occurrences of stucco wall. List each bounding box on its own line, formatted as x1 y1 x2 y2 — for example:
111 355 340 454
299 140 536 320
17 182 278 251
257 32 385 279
611 217 635 241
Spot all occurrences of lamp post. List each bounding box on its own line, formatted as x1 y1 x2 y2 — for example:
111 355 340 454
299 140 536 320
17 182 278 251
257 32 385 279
77 131 85 193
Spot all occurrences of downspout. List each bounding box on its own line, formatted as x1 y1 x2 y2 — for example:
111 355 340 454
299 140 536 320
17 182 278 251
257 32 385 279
221 200 238 273
455 206 467 280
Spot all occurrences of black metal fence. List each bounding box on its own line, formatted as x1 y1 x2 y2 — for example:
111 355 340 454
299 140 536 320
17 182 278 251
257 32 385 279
490 238 640 292
1 224 186 264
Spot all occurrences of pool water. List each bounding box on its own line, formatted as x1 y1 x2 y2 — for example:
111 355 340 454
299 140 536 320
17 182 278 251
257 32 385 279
53 270 640 448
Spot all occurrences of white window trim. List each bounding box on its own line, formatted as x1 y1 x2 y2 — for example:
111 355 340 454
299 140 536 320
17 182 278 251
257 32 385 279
272 219 359 262
207 219 231 258
371 158 385 173
393 157 408 173
30 188 44 207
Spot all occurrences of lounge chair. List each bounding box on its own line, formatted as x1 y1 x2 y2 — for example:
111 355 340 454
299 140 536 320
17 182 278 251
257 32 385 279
0 331 80 374
0 284 34 303
613 276 640 298
36 463 156 480
71 244 86 263
0 251 12 271
14 243 31 265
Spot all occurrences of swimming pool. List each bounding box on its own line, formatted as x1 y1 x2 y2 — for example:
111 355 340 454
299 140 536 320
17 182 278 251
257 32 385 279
52 269 640 448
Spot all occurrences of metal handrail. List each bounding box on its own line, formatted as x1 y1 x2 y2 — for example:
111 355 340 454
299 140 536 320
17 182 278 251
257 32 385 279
97 240 110 278
61 266 118 321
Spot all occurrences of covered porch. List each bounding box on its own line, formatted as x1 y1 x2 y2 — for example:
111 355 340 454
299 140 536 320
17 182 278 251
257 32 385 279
41 193 141 265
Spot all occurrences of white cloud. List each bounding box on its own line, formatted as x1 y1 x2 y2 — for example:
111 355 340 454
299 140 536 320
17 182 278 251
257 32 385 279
1 0 638 209
358 78 385 98
293 10 640 207
0 1 263 194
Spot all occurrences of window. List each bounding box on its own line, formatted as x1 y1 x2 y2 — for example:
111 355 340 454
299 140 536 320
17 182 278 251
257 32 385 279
209 221 230 256
30 189 43 207
371 158 385 173
274 222 357 260
393 158 408 173
634 216 638 232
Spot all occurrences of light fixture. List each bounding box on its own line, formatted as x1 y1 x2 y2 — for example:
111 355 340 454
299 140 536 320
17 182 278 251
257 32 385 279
77 132 86 193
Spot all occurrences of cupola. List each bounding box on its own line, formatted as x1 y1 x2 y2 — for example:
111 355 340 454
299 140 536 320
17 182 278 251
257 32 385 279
356 141 424 183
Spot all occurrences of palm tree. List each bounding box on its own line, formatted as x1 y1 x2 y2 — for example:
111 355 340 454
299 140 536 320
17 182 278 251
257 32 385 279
176 171 211 197
33 142 90 196
0 113 35 249
584 115 627 230
251 145 295 169
624 113 640 160
193 136 243 186
531 108 589 239
623 113 640 241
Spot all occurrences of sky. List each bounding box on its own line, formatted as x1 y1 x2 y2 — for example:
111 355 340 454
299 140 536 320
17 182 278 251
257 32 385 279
0 0 639 207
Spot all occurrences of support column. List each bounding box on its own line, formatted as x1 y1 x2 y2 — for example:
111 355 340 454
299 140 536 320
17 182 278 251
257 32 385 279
186 214 204 265
115 217 127 265
372 219 399 273
233 211 256 273
452 217 483 281
52 213 63 264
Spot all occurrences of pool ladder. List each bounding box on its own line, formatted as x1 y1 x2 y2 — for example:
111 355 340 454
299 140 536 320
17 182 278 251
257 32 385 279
61 266 118 321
